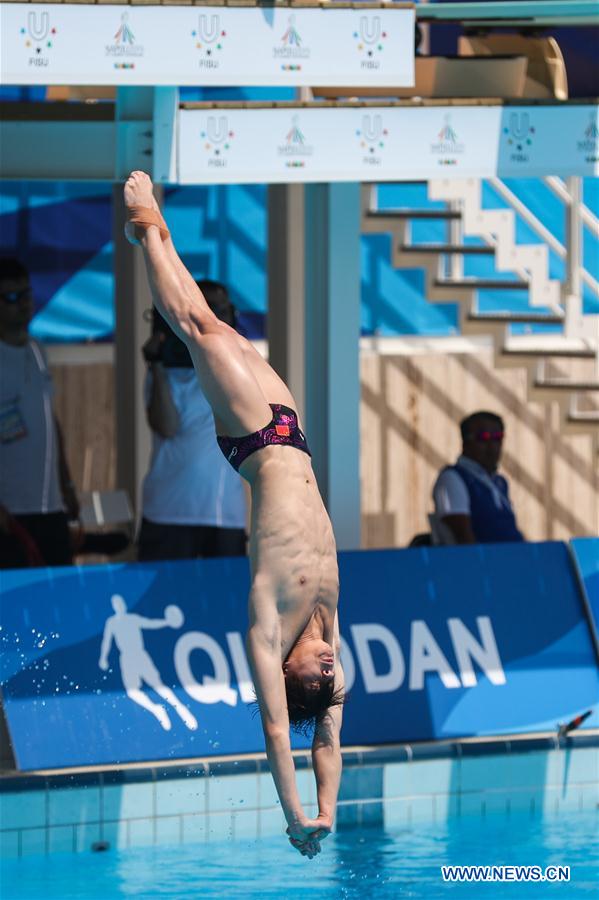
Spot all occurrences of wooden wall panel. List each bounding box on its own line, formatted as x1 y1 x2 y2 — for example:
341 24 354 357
360 348 598 548
51 364 116 494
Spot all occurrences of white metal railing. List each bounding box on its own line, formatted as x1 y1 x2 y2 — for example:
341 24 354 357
364 177 599 305
488 176 599 300
544 176 599 235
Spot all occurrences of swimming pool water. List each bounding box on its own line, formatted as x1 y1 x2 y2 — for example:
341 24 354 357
2 810 597 900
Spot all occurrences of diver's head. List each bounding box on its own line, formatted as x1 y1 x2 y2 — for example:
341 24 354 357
283 639 344 736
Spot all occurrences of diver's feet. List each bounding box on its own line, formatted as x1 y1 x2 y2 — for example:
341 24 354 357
124 170 155 211
123 171 169 245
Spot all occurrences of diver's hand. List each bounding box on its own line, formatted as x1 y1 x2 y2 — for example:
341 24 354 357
287 833 321 858
287 825 322 859
314 811 333 838
286 814 332 858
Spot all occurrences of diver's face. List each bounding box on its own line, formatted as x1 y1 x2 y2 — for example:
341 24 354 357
284 639 335 690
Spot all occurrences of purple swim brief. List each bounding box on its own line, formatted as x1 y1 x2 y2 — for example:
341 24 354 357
216 404 311 472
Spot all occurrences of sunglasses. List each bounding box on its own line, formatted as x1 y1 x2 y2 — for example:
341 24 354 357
471 430 504 443
0 287 32 304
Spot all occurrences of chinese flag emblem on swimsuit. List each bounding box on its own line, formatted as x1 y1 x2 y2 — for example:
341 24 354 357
275 424 290 436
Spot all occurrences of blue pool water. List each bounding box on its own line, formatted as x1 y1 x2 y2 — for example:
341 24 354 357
1 810 597 900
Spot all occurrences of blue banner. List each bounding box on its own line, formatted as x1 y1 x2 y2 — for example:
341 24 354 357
1 542 597 770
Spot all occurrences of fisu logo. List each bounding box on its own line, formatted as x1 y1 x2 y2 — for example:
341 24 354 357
357 114 387 166
354 15 386 68
359 16 381 45
508 112 532 142
192 14 226 67
201 116 234 166
207 116 228 145
503 111 535 162
27 11 49 42
362 113 382 143
198 14 220 43
21 11 56 66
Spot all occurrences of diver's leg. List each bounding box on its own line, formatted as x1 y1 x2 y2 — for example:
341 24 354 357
124 171 272 436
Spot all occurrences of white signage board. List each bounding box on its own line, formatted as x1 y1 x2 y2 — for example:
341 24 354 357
178 104 599 184
0 4 415 87
497 105 599 177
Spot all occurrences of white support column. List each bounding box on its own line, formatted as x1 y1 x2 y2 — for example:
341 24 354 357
564 176 584 338
153 87 179 185
112 184 157 519
267 184 306 421
115 87 154 182
304 183 361 550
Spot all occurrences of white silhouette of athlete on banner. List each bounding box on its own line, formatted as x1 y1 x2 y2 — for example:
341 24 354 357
98 594 198 732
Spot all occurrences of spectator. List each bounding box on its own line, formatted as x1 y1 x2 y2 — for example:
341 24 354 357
138 280 247 561
0 258 80 566
432 410 524 545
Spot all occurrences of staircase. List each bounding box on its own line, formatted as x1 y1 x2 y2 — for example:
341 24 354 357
361 178 599 449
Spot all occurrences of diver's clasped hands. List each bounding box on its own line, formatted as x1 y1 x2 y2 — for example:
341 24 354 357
286 812 332 859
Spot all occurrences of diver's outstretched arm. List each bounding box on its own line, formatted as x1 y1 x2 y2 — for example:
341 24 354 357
311 663 344 831
246 591 324 859
310 611 344 833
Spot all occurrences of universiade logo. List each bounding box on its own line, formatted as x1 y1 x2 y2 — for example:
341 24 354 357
577 112 599 163
353 16 387 70
274 15 310 72
98 593 507 732
105 13 144 70
503 112 535 163
430 114 465 166
357 114 388 166
20 11 57 68
192 14 226 69
201 116 234 167
278 115 314 169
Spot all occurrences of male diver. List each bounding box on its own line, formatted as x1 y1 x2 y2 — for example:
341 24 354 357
124 171 344 859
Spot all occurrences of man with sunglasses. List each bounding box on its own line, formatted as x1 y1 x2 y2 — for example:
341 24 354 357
432 410 524 545
0 258 79 566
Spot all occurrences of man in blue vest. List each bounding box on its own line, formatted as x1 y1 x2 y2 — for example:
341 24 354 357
432 410 524 544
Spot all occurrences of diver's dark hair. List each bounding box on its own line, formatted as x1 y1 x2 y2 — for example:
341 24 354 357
460 410 504 442
0 258 29 285
284 674 346 738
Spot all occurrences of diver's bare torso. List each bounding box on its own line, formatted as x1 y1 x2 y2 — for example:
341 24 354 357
241 445 339 659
